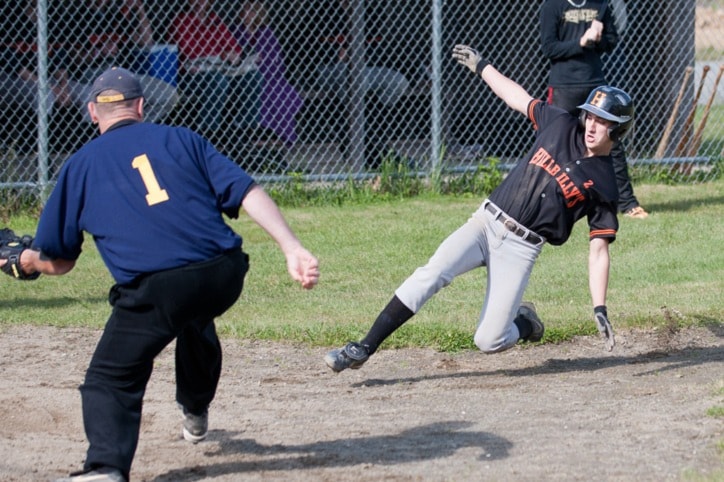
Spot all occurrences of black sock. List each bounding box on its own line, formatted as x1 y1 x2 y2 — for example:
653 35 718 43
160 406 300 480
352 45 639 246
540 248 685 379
360 295 414 354
513 314 532 340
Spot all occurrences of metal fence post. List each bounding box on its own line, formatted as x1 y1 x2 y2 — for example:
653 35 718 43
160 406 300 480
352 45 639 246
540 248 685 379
430 0 442 177
36 0 51 203
347 0 366 170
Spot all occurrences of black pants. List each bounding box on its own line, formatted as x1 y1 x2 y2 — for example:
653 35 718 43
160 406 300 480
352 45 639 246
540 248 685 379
548 86 641 212
80 249 249 478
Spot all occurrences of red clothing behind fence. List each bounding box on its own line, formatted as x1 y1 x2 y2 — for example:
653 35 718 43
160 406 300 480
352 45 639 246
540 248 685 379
172 11 242 63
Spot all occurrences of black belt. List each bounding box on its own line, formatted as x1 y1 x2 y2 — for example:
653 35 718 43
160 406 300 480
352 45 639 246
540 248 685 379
484 203 544 246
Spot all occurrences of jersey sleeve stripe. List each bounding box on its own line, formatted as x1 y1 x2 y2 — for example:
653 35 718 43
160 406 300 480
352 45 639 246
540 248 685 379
589 229 617 239
528 99 542 130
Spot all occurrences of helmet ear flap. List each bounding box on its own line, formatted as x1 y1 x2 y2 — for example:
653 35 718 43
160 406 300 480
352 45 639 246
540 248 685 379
608 125 622 142
609 117 634 142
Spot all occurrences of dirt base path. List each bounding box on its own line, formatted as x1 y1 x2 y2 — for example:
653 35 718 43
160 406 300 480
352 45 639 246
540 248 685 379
1 325 722 481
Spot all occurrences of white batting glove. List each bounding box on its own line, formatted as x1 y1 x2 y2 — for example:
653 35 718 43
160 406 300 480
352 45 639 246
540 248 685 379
452 44 489 76
594 305 615 351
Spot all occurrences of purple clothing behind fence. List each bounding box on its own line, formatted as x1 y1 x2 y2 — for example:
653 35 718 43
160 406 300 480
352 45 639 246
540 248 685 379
234 25 303 145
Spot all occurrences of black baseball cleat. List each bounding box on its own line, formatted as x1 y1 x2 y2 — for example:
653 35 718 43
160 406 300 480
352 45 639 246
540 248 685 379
324 342 370 372
180 405 208 443
518 302 545 342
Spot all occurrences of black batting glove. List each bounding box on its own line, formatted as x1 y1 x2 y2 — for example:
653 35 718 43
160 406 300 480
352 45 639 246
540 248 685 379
452 44 490 76
594 305 615 351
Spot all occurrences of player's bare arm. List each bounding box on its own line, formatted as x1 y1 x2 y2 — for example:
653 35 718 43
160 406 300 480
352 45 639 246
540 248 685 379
588 237 610 308
589 237 615 350
451 44 533 115
241 184 320 289
20 250 75 276
480 64 534 115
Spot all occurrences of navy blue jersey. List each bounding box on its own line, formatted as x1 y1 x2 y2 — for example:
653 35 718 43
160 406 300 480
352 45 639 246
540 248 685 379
34 121 255 284
489 100 618 245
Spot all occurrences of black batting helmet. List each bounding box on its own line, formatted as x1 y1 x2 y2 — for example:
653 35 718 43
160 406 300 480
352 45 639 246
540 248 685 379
578 86 634 141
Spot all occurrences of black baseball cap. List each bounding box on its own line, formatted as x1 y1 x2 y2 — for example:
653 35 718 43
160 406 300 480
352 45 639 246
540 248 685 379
89 67 144 103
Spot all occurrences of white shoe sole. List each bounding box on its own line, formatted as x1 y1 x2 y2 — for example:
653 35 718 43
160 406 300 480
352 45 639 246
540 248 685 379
183 427 207 443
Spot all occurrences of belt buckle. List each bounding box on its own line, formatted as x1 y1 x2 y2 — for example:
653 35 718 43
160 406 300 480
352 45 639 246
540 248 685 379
503 219 517 233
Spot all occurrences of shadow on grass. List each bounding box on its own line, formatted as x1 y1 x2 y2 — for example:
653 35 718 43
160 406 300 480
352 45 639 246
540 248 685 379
0 296 106 309
642 194 724 214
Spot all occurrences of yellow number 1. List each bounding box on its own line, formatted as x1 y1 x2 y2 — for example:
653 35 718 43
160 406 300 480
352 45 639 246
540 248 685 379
132 154 169 206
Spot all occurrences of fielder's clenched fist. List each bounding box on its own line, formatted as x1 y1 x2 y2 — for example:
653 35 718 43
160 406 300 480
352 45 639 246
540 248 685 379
286 245 319 290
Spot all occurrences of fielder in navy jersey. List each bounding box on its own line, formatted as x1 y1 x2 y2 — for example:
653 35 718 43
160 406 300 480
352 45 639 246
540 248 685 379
2 67 319 482
325 44 630 373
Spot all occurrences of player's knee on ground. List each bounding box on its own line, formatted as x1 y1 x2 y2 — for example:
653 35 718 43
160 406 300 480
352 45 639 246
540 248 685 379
474 331 513 354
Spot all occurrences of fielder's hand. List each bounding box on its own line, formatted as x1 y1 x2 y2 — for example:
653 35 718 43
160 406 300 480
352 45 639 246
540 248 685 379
594 305 615 351
285 245 319 290
452 44 489 76
0 228 40 280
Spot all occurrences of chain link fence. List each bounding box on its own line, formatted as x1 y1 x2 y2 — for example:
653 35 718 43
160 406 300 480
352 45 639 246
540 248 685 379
1 0 722 200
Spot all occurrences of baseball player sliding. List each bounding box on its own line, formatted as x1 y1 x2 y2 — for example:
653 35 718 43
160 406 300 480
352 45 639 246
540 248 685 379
1 67 319 482
325 44 631 373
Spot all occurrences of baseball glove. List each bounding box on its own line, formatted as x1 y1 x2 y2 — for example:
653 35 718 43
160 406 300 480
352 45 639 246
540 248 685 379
0 228 40 280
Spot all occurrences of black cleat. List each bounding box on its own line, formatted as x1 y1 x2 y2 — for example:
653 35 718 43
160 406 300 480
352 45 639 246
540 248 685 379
518 302 545 342
324 342 370 372
181 405 208 443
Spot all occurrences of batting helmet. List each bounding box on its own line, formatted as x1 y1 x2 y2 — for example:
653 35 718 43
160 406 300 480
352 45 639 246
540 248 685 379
578 86 634 141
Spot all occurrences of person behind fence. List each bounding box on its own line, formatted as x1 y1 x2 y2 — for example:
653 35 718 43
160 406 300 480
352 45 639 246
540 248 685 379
325 44 627 373
1 67 319 482
231 0 304 147
68 0 178 124
172 0 264 140
0 0 86 152
314 0 410 108
311 0 410 169
540 0 648 219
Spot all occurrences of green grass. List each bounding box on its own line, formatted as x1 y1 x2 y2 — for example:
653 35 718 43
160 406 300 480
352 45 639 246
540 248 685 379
707 406 724 418
1 180 722 351
707 383 724 419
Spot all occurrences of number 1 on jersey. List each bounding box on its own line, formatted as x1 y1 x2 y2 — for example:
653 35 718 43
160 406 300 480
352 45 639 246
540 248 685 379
132 154 169 206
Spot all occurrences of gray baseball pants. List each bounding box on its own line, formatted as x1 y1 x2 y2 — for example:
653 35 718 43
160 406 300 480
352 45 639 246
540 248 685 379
395 200 545 353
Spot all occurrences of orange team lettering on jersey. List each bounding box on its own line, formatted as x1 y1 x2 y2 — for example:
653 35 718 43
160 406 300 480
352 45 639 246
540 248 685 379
529 147 586 208
529 147 562 176
555 172 586 207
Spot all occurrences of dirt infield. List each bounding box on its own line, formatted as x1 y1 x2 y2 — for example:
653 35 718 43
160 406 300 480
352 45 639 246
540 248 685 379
0 324 722 481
